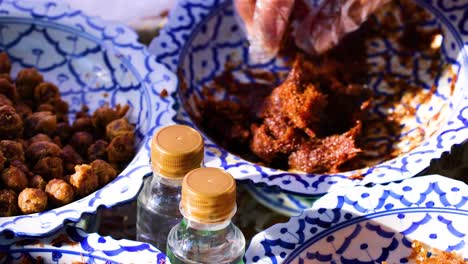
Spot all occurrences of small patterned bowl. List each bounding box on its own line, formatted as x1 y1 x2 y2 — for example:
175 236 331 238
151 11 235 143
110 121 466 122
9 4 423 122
245 175 468 264
150 0 468 196
0 226 168 263
0 0 177 236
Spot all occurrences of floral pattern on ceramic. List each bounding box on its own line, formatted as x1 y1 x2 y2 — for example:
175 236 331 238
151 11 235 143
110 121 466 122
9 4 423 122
0 226 169 263
244 175 468 263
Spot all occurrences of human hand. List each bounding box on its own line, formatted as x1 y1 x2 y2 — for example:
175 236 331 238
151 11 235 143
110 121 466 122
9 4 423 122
234 0 390 63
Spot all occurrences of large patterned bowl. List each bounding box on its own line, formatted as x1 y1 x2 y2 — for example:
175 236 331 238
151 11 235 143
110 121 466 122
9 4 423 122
245 175 468 263
149 0 468 196
0 226 168 263
0 0 176 236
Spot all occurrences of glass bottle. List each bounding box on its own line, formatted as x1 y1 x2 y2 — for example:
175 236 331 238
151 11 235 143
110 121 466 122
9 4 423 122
167 167 246 264
136 125 204 251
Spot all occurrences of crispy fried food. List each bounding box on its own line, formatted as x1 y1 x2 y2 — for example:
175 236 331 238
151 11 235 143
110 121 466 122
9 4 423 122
88 140 108 161
0 78 17 100
24 111 57 137
18 188 48 214
0 189 18 217
28 134 52 146
29 175 47 190
60 145 84 174
0 53 134 215
261 59 328 136
107 134 135 164
15 102 33 120
92 104 129 132
409 240 468 264
0 151 5 172
70 132 93 156
0 94 12 106
288 122 362 172
55 122 72 143
69 164 98 197
45 179 74 206
105 118 135 141
0 140 25 162
26 141 61 164
34 82 60 105
90 159 117 186
0 52 11 74
16 68 43 100
10 160 33 178
33 157 64 181
72 116 93 133
1 166 28 192
0 105 23 139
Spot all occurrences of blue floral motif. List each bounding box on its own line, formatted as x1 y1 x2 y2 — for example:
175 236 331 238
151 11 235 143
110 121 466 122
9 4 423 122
0 0 176 236
12 0 76 20
86 16 144 50
149 0 468 196
245 175 468 264
0 226 170 263
44 28 101 57
436 0 468 12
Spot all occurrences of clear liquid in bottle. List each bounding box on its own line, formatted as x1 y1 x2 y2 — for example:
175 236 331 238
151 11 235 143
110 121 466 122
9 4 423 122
135 125 204 251
167 219 245 264
166 168 246 264
137 175 182 250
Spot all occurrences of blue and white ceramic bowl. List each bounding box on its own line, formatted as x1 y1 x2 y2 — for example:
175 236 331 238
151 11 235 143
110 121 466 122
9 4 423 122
0 226 169 263
0 0 177 236
245 175 468 263
149 0 468 196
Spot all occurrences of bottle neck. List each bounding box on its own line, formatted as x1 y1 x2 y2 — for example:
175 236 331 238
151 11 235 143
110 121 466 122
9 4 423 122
152 172 183 188
146 172 183 204
182 217 232 231
179 206 237 231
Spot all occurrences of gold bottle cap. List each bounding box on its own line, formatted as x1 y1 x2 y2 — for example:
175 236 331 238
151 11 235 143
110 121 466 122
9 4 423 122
181 168 236 224
151 125 204 178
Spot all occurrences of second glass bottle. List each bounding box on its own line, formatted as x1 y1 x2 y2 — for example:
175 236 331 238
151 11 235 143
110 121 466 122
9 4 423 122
136 125 204 250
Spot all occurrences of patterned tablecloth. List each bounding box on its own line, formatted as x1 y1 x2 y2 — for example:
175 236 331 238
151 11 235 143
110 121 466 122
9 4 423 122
96 13 468 248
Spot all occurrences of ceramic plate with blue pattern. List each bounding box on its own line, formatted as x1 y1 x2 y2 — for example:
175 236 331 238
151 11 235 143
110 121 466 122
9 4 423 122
0 0 177 236
0 226 168 263
244 175 468 263
149 0 468 196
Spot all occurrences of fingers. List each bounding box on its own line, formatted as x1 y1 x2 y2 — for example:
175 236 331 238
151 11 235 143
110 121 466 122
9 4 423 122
249 0 295 62
252 0 294 47
294 0 390 54
234 0 256 34
235 0 390 60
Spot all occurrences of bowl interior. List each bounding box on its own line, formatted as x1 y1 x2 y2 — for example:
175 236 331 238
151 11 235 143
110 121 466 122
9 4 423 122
0 19 151 145
244 175 468 263
284 209 467 263
175 0 466 172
